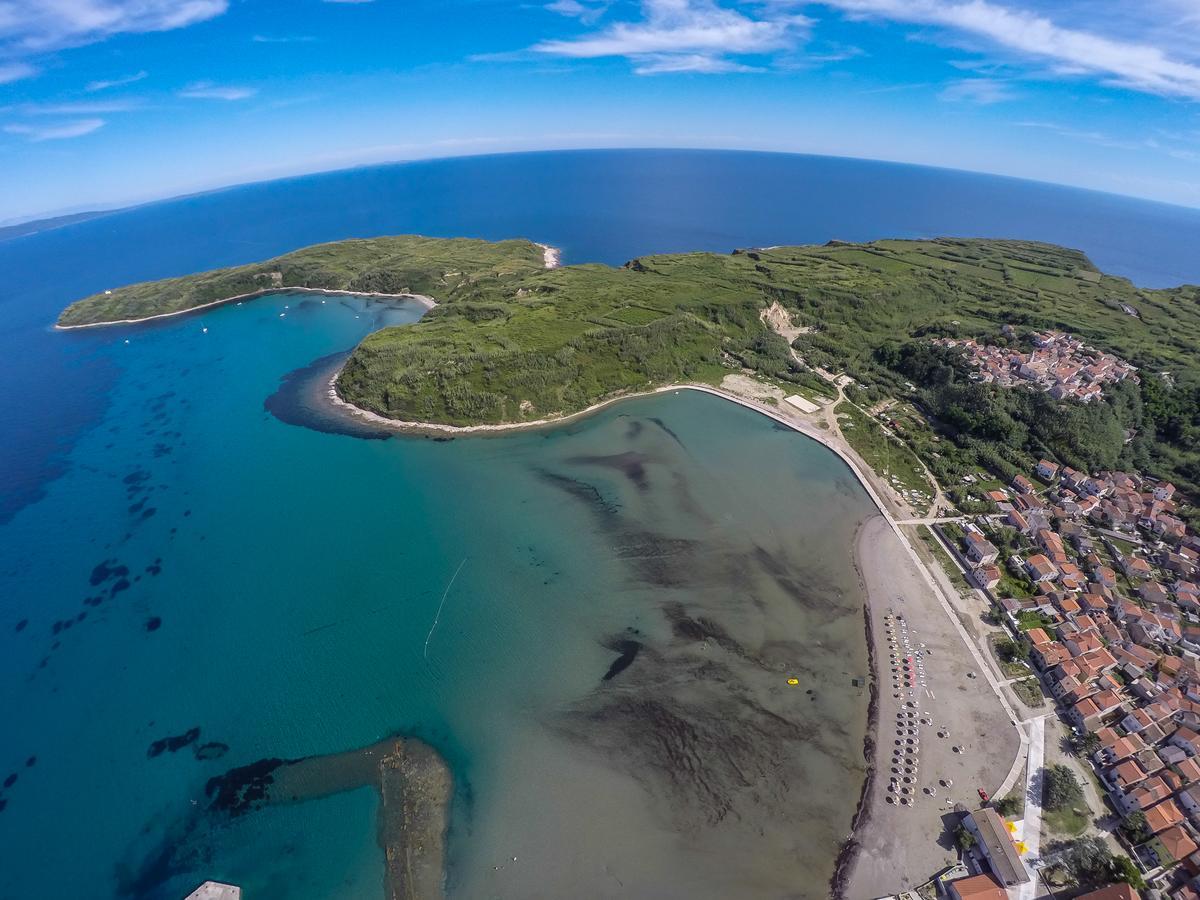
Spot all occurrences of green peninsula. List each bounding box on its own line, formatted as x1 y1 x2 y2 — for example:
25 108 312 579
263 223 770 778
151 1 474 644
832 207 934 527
59 235 1200 499
56 235 548 327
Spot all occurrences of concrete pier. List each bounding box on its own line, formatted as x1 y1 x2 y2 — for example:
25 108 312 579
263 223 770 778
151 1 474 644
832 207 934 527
184 882 241 900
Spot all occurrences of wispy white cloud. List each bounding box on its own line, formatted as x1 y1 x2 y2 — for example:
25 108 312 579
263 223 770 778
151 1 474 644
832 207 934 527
0 1 228 53
85 70 148 92
546 0 612 25
818 0 1200 100
939 76 1016 104
178 81 256 100
634 53 761 74
0 60 36 83
532 0 812 75
8 99 140 115
4 118 104 141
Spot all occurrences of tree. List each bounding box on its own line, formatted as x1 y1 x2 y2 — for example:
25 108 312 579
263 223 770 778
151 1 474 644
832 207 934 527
993 794 1022 817
1058 835 1113 882
1069 731 1100 757
1120 810 1150 843
1044 764 1085 811
1112 854 1147 889
955 823 976 853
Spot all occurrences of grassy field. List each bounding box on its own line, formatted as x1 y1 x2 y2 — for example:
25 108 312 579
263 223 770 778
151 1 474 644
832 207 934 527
1044 803 1091 837
1012 677 1046 708
916 526 970 590
834 402 934 512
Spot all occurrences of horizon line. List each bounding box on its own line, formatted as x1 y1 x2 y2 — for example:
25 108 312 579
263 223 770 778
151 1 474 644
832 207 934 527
5 145 1200 231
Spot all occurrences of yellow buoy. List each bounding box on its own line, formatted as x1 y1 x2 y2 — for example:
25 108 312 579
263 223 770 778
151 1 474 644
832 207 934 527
787 678 799 686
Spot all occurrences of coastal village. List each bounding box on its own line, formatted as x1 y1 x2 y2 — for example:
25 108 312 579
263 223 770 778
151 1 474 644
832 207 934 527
933 330 1140 403
858 336 1200 900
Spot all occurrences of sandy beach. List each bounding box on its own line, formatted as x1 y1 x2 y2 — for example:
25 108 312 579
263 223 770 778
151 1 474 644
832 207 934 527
536 241 562 268
841 516 1021 898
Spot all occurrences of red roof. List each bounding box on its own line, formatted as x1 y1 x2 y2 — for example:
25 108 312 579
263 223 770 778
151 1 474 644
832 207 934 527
948 874 1007 900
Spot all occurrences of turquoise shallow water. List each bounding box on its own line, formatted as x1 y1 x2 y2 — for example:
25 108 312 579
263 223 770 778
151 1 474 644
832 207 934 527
2 289 876 898
5 149 1200 898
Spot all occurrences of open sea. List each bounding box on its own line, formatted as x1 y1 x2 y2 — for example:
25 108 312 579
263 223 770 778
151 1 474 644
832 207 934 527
3 149 1200 900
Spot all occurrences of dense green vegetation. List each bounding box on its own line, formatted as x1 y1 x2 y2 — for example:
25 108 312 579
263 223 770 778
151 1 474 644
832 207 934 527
62 236 1200 502
57 235 549 326
1013 678 1046 708
834 402 934 511
1048 836 1145 890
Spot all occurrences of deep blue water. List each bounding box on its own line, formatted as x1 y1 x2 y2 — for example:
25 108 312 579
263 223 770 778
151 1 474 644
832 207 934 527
4 149 1200 899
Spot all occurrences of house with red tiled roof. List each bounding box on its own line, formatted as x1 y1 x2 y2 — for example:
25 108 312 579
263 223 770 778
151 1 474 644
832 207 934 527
1108 758 1149 792
1145 798 1186 834
1121 708 1157 734
1080 593 1108 614
1137 748 1167 777
1026 554 1058 583
1121 643 1160 670
1115 599 1144 624
1119 775 1175 814
1148 823 1198 868
1171 727 1200 757
1013 474 1035 495
1032 641 1070 671
1123 556 1153 580
1037 460 1060 481
974 565 1001 590
1141 581 1171 606
1077 647 1118 680
1065 631 1100 656
1141 722 1169 747
1071 690 1125 732
1051 674 1088 704
1155 482 1177 501
1026 627 1051 647
948 873 1007 900
1175 756 1200 787
1093 566 1118 589
965 532 1000 566
1071 696 1106 733
1075 885 1140 900
1006 508 1030 533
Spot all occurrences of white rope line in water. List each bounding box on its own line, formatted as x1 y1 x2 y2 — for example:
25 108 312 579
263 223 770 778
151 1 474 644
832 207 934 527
424 557 467 660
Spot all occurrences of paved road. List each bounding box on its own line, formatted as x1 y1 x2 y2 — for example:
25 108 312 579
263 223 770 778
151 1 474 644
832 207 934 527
1017 715 1048 900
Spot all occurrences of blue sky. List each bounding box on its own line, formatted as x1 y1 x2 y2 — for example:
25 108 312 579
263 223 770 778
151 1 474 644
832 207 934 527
1 0 1199 222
